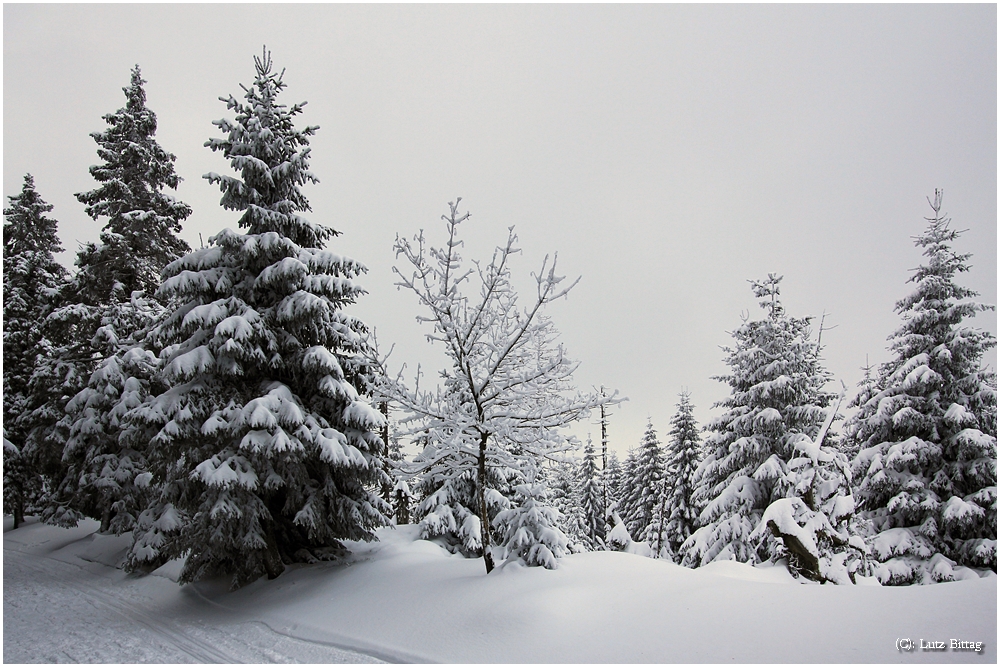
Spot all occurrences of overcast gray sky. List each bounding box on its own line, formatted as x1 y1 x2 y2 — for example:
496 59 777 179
4 4 996 456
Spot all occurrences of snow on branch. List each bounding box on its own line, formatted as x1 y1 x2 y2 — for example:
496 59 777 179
382 199 621 572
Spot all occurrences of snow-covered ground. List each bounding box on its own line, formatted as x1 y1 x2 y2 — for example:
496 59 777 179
4 517 995 663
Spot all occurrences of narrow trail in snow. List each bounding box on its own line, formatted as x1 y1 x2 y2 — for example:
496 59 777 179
3 542 384 663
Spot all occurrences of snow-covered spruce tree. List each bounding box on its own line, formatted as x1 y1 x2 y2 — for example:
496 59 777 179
663 391 703 560
386 200 617 572
848 191 996 584
23 67 192 530
681 275 834 567
374 400 412 525
551 457 593 551
2 437 31 529
842 360 878 461
646 482 671 559
615 448 638 537
579 436 605 549
126 50 387 587
403 377 515 554
393 477 413 525
751 388 871 583
3 175 69 526
623 420 667 546
51 297 167 532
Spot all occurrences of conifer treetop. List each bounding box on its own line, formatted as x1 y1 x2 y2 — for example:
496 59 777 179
751 273 784 319
205 47 330 250
76 65 190 224
4 174 63 258
73 65 191 299
888 190 994 368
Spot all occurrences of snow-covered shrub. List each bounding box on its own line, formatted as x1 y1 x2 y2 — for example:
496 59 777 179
604 504 634 552
494 483 570 569
413 465 510 555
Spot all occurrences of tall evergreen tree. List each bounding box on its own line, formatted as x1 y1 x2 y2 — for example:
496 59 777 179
663 391 703 560
548 458 586 551
34 65 192 530
682 275 834 567
624 420 667 545
3 174 68 527
647 481 671 559
849 191 996 584
604 449 623 516
126 50 388 587
616 447 639 535
579 436 605 549
843 360 877 461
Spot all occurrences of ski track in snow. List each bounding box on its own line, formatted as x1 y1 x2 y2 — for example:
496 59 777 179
6 518 995 663
3 529 384 664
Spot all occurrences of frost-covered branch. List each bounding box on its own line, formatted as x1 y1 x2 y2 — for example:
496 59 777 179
383 200 620 572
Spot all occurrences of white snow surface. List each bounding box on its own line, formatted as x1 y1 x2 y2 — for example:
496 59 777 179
5 517 996 663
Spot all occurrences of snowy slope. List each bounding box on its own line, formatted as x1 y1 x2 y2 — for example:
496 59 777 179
4 517 995 663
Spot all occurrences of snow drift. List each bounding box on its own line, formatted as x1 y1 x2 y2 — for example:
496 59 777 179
4 517 996 663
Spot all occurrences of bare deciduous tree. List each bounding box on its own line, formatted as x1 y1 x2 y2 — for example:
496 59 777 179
384 199 618 573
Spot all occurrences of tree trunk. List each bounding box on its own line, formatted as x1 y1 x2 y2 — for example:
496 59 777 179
13 495 23 529
262 522 285 580
100 504 112 534
600 395 609 543
766 520 821 581
394 489 410 525
379 402 394 510
654 487 668 558
477 432 494 574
